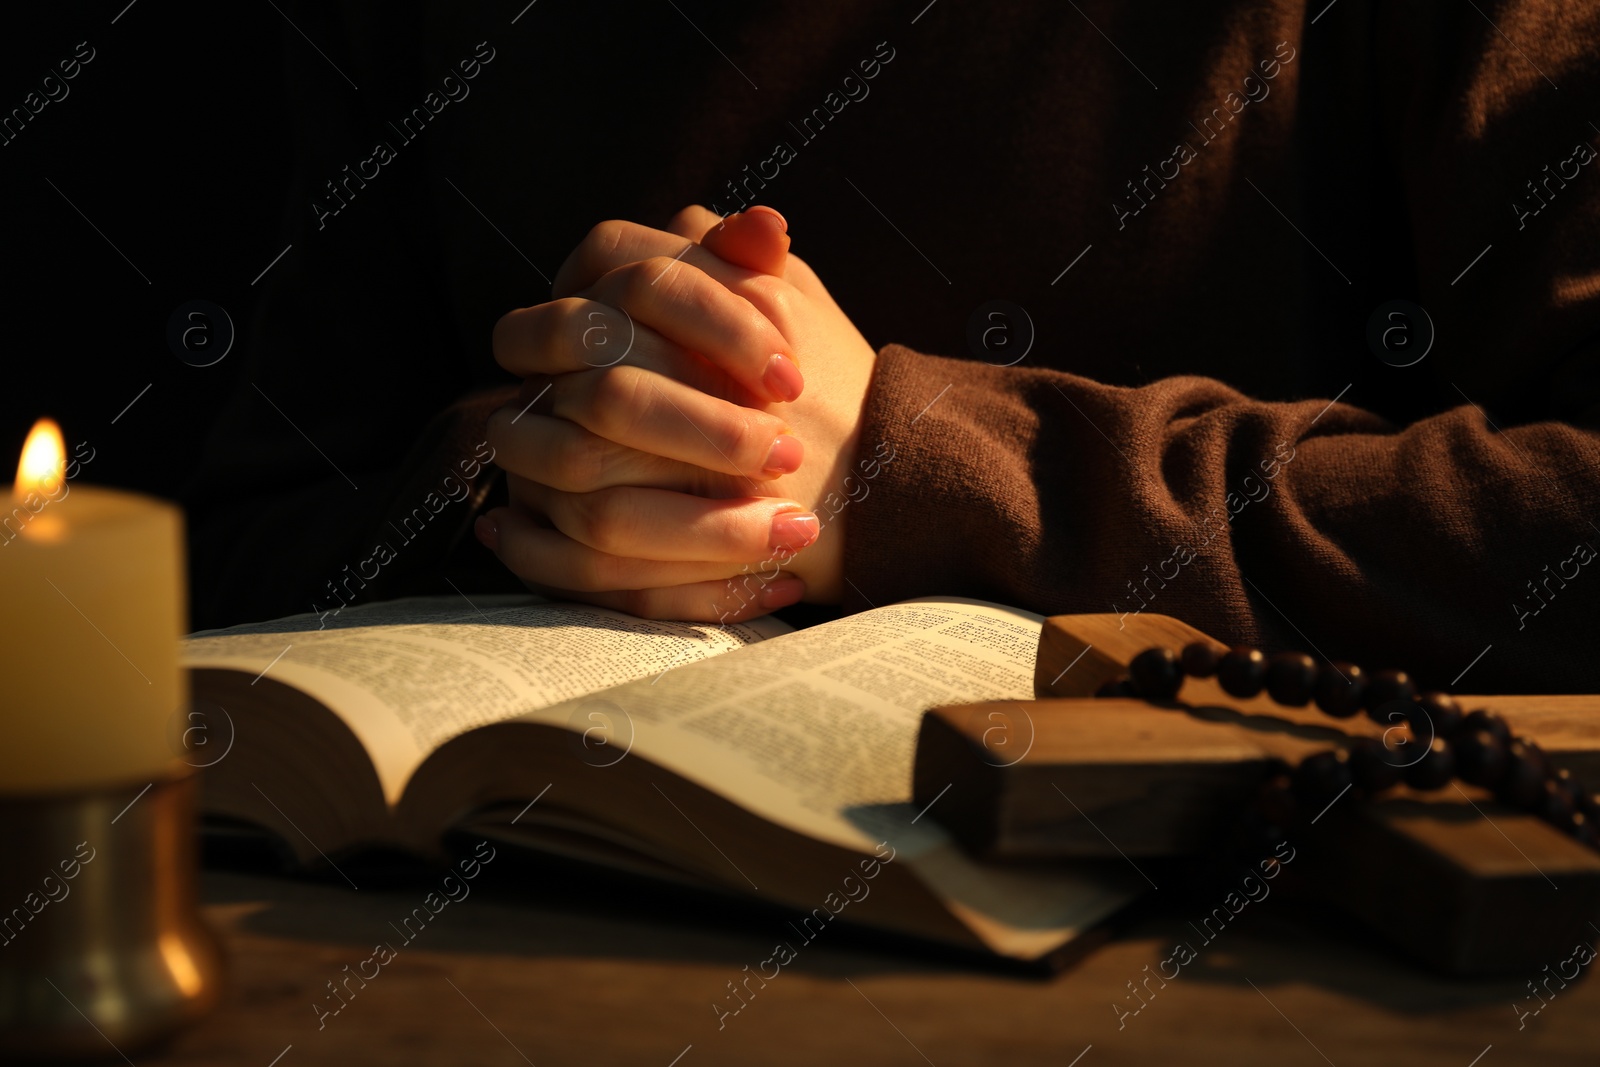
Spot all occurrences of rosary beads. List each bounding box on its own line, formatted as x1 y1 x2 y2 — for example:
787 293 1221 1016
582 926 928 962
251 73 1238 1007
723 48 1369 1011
1096 644 1595 848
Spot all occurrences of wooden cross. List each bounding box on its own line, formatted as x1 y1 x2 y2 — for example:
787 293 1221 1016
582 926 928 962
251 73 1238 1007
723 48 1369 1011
914 613 1600 976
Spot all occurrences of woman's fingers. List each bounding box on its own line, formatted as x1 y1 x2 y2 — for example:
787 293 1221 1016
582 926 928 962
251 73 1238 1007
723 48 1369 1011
491 412 755 496
553 217 748 298
583 256 803 403
511 477 820 563
496 260 802 403
700 206 790 277
489 412 711 493
477 507 802 594
550 218 804 403
493 298 666 378
665 204 791 277
520 364 802 482
494 297 750 403
663 204 723 242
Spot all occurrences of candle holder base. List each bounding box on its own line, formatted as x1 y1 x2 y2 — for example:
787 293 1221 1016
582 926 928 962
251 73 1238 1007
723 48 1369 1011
0 772 225 1059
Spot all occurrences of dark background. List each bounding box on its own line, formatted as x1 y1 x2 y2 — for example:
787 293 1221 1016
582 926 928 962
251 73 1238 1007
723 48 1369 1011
9 1 1594 690
1 1 292 499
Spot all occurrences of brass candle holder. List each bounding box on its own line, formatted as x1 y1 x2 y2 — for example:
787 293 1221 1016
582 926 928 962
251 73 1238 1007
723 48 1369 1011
0 771 224 1058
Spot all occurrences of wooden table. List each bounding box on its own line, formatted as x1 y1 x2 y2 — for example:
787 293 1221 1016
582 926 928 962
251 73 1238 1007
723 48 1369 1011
135 849 1595 1067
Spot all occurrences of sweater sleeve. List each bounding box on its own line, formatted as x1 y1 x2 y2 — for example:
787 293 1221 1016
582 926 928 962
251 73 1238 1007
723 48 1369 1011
841 349 1600 692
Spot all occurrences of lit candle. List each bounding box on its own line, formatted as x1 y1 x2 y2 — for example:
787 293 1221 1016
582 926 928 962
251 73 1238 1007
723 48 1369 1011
1 419 185 792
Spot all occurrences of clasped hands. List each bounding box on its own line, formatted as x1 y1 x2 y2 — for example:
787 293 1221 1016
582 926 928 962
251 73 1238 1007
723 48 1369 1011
480 206 877 622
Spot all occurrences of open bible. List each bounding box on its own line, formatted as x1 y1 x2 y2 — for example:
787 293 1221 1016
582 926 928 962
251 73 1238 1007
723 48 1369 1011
183 595 1137 962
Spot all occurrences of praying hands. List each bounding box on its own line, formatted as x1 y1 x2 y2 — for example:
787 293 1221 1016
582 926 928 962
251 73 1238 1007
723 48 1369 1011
480 206 877 622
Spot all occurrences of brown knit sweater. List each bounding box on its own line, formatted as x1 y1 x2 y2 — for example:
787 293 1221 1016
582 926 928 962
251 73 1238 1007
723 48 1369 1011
188 0 1600 692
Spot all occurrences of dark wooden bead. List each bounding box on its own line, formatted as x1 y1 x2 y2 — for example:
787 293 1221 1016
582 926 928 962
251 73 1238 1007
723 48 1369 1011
1094 678 1137 698
1495 740 1551 810
1265 652 1319 707
1368 696 1418 733
1314 662 1366 718
1129 647 1184 701
1363 670 1416 720
1349 737 1404 795
1459 708 1511 746
1411 692 1464 739
1453 728 1509 787
1403 737 1456 791
1216 646 1268 699
1180 641 1224 678
1292 750 1354 812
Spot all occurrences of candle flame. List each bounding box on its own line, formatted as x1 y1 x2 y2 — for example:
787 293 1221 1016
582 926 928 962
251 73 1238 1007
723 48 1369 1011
15 418 67 501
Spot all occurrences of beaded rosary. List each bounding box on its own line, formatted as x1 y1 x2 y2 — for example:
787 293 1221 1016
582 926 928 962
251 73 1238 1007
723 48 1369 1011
1095 643 1596 851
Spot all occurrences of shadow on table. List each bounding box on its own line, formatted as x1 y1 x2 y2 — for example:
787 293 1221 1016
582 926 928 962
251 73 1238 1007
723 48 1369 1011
1115 901 1552 1016
202 837 1015 982
202 831 1549 1014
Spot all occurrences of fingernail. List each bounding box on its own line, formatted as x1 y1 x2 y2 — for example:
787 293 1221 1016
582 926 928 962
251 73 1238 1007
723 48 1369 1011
763 354 804 402
759 577 806 611
763 434 804 474
769 510 820 552
474 514 500 551
745 205 788 232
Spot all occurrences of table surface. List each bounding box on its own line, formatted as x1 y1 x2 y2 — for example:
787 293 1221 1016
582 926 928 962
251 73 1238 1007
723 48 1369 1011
127 849 1596 1067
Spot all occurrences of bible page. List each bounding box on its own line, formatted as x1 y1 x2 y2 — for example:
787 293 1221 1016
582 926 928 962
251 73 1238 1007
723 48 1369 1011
528 597 1138 957
182 595 791 804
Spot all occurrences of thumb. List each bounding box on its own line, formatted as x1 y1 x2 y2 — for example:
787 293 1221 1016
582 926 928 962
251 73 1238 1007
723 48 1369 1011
700 206 791 278
663 203 791 278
